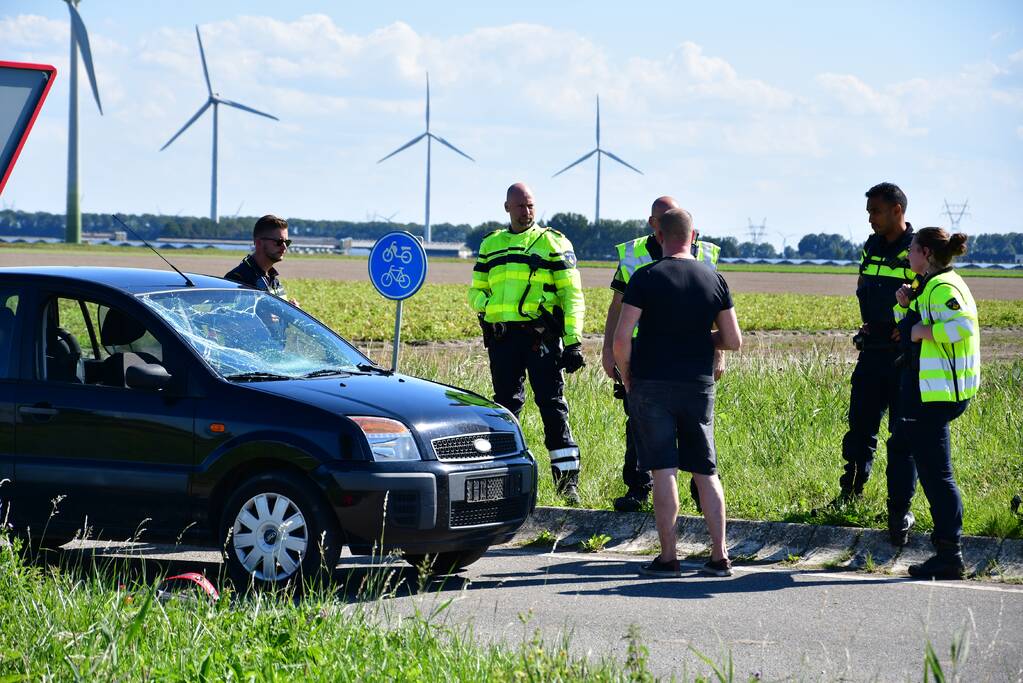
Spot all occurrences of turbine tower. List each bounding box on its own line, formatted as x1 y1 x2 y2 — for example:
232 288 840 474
160 26 279 223
552 95 642 228
64 0 103 244
377 73 474 244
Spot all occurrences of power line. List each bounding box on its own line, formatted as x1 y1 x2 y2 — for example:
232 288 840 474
941 199 970 230
747 217 767 244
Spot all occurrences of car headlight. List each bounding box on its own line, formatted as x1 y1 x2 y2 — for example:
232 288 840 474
349 416 421 461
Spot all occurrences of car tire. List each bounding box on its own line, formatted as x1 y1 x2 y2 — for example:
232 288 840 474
220 471 341 591
404 545 489 574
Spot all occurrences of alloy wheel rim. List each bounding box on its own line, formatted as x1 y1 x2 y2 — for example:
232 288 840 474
231 492 308 581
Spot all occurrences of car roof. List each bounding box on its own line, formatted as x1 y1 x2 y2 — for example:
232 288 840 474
0 266 246 294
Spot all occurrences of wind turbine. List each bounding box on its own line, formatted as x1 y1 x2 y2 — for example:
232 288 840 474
160 26 279 223
552 95 642 228
63 0 103 244
377 73 474 244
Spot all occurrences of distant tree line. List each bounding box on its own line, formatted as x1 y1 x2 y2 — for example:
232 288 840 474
2 209 1021 262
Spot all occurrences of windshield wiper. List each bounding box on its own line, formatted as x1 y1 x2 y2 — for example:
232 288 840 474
356 363 393 376
302 368 354 379
225 371 293 382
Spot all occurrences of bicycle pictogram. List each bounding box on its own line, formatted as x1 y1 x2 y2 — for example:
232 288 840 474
380 265 411 289
381 241 413 264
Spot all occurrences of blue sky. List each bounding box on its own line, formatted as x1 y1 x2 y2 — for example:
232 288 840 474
2 1 1021 248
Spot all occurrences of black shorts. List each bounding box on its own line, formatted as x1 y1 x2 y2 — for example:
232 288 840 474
629 378 717 474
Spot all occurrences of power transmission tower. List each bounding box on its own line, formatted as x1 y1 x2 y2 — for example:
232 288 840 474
747 217 767 243
942 199 970 230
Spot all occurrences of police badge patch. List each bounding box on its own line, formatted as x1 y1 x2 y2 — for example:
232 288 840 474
563 251 578 268
946 297 961 311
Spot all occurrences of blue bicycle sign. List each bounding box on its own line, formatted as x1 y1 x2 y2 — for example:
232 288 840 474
369 231 427 300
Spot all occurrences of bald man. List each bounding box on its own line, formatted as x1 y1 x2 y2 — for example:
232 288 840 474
469 183 586 504
603 196 722 512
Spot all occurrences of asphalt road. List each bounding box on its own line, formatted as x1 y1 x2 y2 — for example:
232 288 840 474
61 542 1023 681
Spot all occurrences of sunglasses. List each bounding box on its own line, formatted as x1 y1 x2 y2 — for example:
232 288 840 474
259 237 292 247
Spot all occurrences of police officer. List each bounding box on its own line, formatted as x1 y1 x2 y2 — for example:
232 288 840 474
225 214 293 299
892 227 979 578
469 183 586 504
601 196 721 512
818 183 914 540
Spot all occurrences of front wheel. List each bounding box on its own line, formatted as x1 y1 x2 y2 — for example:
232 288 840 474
404 545 489 574
220 471 341 591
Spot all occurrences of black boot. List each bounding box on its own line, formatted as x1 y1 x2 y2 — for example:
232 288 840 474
811 487 858 517
554 470 580 506
887 504 915 547
908 538 965 580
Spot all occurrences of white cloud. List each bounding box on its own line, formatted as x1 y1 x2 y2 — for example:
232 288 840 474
0 14 67 47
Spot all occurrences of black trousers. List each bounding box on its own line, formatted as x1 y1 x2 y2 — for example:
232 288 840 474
619 392 653 494
891 369 969 543
487 328 576 454
840 349 909 494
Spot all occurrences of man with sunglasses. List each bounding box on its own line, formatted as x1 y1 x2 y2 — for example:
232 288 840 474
225 214 294 301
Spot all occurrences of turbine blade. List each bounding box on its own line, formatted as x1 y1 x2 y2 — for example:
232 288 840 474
595 94 600 146
67 1 103 114
425 72 431 131
552 149 597 177
217 98 279 121
431 134 474 162
377 132 427 163
195 25 213 96
601 149 643 175
160 100 212 151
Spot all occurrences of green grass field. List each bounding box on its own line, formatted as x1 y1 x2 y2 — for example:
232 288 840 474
0 539 649 682
389 344 1023 539
288 281 1023 342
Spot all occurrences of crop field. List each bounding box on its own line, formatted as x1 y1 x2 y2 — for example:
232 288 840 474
287 281 1023 342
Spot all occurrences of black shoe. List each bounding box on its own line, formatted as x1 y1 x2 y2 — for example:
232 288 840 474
638 556 681 578
560 484 580 506
888 509 915 547
811 488 859 517
908 552 965 580
613 491 647 512
701 558 733 577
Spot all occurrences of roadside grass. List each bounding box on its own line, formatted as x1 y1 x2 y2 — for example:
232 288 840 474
289 281 1023 342
383 343 1023 539
0 537 648 682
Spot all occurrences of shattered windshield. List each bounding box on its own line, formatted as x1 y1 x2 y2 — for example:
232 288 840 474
138 289 369 380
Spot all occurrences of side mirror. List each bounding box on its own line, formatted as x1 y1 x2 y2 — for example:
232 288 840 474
126 363 173 390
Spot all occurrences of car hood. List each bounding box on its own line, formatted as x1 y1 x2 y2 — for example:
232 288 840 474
246 372 520 443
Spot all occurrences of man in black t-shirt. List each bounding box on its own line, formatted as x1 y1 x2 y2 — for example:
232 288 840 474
225 215 294 301
613 208 742 579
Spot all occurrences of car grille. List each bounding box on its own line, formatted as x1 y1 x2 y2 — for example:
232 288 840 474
432 431 518 462
449 496 531 528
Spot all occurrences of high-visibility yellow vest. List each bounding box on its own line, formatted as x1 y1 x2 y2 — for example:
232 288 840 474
614 235 720 286
468 224 584 345
894 269 980 403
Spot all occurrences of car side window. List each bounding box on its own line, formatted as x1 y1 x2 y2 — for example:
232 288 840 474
41 296 163 387
0 291 19 379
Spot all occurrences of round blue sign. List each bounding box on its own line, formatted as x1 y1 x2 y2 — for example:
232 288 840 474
368 231 428 300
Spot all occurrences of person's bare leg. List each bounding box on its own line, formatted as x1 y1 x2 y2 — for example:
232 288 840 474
652 468 680 562
693 473 728 562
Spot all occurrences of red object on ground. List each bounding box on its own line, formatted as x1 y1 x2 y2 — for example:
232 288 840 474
162 572 221 601
0 61 57 196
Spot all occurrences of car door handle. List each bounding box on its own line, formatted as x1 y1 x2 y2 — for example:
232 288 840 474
19 404 58 417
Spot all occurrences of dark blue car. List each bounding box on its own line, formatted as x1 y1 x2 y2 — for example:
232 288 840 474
0 266 536 587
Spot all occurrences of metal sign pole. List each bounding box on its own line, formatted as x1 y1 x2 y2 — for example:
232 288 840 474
392 298 403 371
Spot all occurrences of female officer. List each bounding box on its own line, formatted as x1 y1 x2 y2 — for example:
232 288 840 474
892 227 979 579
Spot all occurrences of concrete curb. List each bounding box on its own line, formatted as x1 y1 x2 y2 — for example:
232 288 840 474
505 507 1023 582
